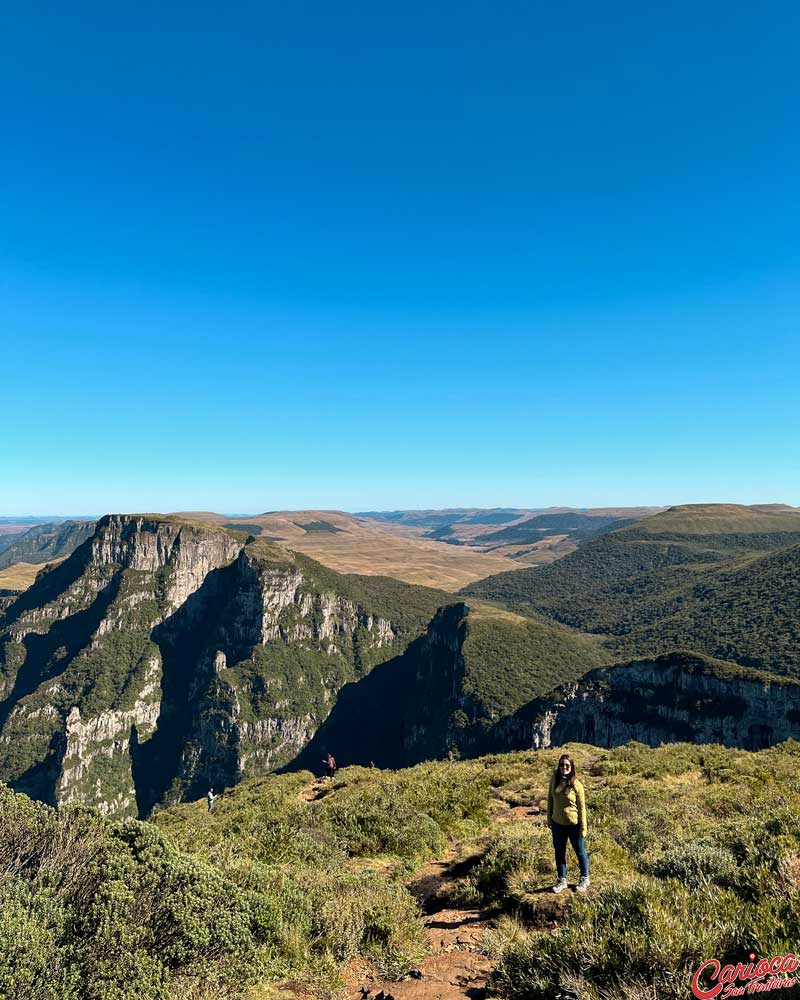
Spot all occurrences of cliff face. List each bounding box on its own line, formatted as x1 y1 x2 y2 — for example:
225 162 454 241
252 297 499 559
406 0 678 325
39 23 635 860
509 653 800 752
297 601 611 768
400 603 473 760
0 518 409 817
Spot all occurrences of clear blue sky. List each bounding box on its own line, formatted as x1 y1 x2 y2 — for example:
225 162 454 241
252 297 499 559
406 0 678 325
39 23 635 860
2 1 798 515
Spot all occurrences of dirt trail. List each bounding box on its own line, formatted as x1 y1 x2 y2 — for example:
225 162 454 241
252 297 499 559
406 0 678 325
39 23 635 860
297 778 328 802
346 801 541 1000
347 848 494 1000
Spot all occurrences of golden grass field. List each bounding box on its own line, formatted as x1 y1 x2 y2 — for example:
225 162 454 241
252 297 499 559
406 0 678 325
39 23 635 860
0 558 65 591
635 502 800 535
177 510 521 590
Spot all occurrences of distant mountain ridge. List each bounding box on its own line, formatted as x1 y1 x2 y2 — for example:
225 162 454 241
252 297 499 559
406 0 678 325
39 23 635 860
474 511 637 546
0 519 96 570
359 506 664 566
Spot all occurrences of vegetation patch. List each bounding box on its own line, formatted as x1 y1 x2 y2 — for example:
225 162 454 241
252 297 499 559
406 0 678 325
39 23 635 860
2 741 800 998
463 515 800 676
294 520 345 534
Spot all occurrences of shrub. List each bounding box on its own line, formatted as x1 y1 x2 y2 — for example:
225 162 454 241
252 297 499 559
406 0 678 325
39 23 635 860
493 879 754 1000
650 841 740 889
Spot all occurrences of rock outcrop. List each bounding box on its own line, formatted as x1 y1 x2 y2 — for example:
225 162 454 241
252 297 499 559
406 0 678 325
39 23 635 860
0 517 433 817
509 652 800 751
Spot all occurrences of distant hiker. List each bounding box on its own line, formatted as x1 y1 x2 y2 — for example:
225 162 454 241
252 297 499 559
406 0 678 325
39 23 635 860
547 753 590 893
322 753 337 780
207 787 217 812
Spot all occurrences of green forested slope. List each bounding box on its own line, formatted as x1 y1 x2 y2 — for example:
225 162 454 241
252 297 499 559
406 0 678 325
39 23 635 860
460 605 611 716
603 544 800 675
463 505 800 676
0 520 96 570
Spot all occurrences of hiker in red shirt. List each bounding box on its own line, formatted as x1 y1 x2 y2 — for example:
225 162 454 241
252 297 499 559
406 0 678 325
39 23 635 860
323 753 337 780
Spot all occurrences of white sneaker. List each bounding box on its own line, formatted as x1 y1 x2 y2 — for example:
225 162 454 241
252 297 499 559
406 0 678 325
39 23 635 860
552 877 568 894
577 876 591 893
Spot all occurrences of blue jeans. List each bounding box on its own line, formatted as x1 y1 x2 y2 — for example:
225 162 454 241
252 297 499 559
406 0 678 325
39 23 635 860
551 822 589 879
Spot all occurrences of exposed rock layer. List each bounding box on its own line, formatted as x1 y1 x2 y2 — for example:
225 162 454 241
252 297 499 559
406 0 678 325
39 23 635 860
0 517 412 817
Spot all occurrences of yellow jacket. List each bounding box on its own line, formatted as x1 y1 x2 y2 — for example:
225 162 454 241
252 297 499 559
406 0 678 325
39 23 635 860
547 775 587 836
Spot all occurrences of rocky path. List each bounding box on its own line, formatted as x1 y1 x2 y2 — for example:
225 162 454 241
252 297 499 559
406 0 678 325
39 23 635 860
297 778 328 802
347 797 575 1000
348 849 494 1000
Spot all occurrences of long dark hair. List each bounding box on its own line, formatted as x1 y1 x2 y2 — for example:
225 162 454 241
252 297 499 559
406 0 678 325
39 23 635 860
553 752 578 791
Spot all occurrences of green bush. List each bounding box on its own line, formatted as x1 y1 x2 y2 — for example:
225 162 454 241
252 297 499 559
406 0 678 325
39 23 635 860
650 841 740 889
0 787 270 1000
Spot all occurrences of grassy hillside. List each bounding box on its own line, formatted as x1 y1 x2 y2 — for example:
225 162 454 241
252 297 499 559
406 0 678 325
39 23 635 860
460 603 611 717
463 504 800 676
3 740 798 999
447 741 800 1000
179 509 521 590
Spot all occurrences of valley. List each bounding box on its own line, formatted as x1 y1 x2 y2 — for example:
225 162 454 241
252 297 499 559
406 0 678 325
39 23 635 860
1 502 799 824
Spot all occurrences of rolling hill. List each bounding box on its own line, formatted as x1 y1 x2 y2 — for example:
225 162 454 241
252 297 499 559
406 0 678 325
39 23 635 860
360 506 663 566
0 559 66 593
463 503 800 676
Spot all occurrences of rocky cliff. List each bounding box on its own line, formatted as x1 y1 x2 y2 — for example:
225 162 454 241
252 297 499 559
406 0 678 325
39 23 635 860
509 651 800 751
295 601 611 768
4 515 796 817
0 516 442 817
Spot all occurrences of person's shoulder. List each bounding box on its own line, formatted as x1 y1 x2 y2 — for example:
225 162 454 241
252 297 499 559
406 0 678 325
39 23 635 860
574 778 585 792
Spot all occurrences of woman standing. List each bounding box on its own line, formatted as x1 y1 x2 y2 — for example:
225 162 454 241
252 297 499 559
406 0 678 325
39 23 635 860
547 752 590 893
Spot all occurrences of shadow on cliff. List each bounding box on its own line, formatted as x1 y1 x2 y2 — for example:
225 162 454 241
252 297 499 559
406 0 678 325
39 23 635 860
12 729 68 806
131 559 244 817
285 639 425 775
286 603 492 774
0 572 123 733
0 535 97 626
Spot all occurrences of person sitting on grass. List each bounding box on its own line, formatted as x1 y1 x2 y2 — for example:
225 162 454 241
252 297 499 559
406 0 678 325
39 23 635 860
547 752 590 893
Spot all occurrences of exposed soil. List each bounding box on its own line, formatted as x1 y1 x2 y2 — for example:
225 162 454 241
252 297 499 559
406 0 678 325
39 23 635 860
297 778 329 802
346 849 494 1000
